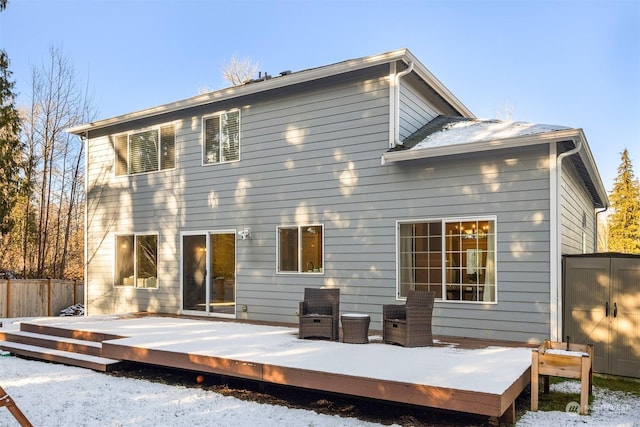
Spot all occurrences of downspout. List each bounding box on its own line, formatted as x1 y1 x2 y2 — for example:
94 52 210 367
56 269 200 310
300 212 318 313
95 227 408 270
82 131 88 316
551 138 582 341
595 206 608 251
391 61 414 148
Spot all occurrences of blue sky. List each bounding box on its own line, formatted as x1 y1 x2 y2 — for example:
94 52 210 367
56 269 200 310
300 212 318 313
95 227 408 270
2 0 639 193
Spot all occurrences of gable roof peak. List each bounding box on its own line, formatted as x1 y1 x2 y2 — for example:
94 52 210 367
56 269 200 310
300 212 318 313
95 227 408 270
67 48 471 135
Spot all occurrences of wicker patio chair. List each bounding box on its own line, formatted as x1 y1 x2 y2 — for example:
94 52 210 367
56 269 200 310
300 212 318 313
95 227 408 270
383 290 435 347
298 287 340 341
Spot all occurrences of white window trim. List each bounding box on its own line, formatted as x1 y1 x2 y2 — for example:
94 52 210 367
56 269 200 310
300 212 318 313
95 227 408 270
114 123 176 176
396 216 498 304
202 109 241 166
276 224 325 275
114 232 159 289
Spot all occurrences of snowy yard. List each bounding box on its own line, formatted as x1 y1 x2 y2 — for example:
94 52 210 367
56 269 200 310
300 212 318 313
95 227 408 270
1 316 638 426
1 355 638 427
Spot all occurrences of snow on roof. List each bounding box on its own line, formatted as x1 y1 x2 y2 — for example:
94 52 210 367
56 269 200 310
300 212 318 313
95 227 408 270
384 115 608 210
411 117 571 150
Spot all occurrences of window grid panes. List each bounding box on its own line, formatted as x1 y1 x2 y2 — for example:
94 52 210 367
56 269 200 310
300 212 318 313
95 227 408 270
204 110 240 164
277 225 323 274
399 218 496 302
399 222 443 298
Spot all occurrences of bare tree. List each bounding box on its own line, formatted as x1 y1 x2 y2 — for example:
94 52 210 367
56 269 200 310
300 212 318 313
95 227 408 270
222 55 259 86
16 46 93 279
495 98 515 121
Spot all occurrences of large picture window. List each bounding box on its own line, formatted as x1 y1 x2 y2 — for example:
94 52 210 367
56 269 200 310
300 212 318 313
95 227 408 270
115 125 175 176
203 110 240 164
115 234 158 288
277 225 323 274
398 218 496 302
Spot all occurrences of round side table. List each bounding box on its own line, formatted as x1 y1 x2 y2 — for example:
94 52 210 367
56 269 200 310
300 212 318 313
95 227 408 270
341 313 370 344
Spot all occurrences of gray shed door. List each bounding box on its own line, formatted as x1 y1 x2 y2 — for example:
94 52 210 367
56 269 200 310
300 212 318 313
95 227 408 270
611 257 640 378
564 255 640 378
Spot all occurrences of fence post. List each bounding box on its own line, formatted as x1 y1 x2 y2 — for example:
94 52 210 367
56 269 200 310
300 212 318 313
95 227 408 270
73 280 77 305
5 278 10 318
47 278 52 317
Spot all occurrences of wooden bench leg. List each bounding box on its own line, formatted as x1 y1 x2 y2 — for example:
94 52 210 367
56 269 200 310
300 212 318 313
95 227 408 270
530 351 539 411
0 386 33 427
580 357 590 415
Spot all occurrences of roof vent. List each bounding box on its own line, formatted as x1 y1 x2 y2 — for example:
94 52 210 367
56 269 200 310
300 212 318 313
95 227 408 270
280 70 292 76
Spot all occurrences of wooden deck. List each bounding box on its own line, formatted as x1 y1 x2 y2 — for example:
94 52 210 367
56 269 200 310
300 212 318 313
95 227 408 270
0 315 534 424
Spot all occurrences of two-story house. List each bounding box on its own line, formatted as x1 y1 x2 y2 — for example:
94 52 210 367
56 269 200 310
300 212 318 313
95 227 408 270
67 48 608 343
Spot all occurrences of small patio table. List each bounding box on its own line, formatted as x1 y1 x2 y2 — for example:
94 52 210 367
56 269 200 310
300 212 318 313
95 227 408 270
341 313 370 344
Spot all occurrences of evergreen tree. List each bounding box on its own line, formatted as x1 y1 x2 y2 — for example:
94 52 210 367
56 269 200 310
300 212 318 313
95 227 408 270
607 149 640 254
0 0 24 233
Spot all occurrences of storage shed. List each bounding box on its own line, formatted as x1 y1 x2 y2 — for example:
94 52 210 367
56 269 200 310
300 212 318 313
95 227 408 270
563 253 640 378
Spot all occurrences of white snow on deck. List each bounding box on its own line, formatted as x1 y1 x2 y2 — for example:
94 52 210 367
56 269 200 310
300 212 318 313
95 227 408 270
4 315 532 395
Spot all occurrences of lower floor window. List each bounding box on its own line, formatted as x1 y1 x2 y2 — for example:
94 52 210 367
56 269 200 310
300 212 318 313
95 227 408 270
398 218 496 302
277 225 323 273
115 234 158 288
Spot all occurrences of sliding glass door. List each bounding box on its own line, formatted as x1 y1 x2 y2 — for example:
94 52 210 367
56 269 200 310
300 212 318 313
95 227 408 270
182 231 236 316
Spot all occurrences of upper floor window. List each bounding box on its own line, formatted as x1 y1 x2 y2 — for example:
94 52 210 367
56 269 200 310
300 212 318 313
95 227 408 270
277 225 324 274
203 110 240 164
115 125 175 176
398 217 496 303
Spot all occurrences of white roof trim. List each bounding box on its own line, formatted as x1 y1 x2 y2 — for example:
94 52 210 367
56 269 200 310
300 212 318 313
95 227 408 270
383 129 580 162
67 48 472 134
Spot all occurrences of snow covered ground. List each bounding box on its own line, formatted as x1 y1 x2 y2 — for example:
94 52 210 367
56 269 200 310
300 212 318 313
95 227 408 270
0 355 386 427
517 380 639 427
2 355 638 427
1 316 638 426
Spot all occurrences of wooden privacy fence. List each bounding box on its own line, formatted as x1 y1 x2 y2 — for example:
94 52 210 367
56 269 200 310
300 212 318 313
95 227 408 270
0 279 84 318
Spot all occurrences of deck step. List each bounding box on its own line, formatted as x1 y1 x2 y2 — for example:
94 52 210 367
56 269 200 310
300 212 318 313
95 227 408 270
19 322 124 342
0 341 121 372
1 331 103 356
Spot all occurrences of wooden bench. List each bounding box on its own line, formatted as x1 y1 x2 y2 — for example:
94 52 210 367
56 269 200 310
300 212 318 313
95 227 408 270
531 340 593 415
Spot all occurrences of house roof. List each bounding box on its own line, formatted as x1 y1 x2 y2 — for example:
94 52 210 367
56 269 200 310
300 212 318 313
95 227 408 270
398 115 571 150
66 48 473 135
384 116 609 209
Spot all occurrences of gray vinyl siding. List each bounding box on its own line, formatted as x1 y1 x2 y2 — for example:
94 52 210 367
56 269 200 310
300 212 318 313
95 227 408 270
561 159 596 254
398 79 439 139
85 65 557 343
85 130 184 314
85 67 393 316
386 146 553 342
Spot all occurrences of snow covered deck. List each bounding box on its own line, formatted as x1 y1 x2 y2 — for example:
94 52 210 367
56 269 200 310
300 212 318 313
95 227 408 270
2 315 533 423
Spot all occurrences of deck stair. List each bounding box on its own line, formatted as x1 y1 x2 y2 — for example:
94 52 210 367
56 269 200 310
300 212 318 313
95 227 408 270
0 323 124 372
